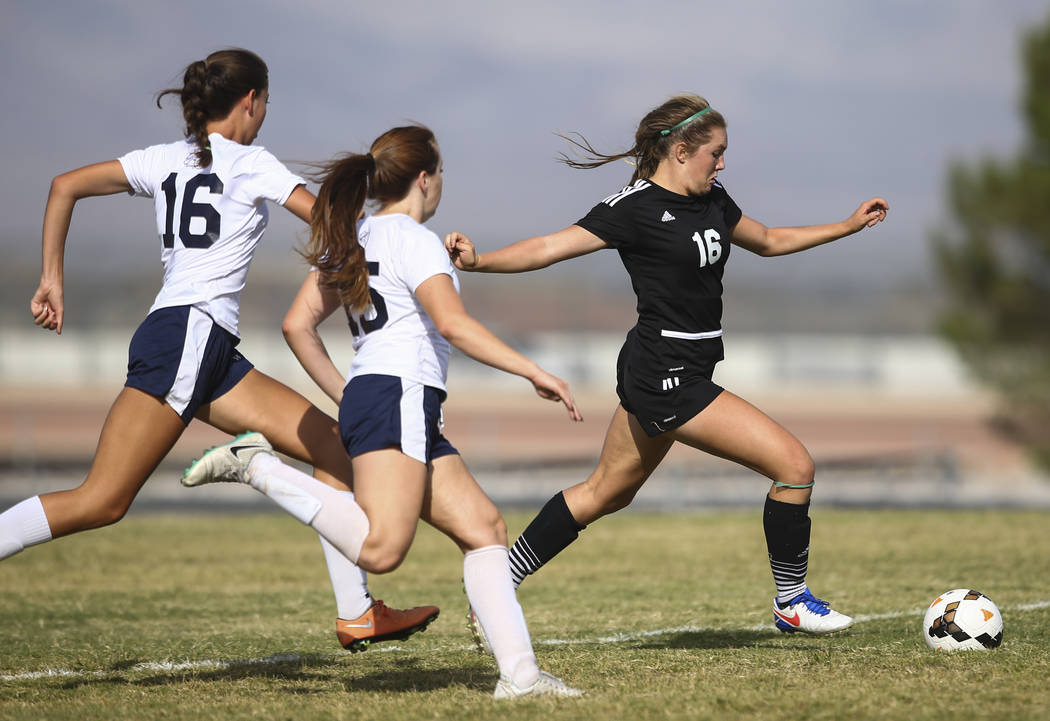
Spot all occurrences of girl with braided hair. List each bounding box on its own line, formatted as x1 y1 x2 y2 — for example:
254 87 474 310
446 94 888 638
3 48 438 652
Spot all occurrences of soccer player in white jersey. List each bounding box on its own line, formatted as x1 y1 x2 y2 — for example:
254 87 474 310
182 125 584 699
445 94 888 638
4 48 437 652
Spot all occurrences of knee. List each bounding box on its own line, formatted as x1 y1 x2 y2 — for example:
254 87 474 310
357 525 415 574
768 449 814 505
584 472 638 518
482 508 508 547
78 495 131 530
359 545 408 575
775 445 815 489
458 511 508 551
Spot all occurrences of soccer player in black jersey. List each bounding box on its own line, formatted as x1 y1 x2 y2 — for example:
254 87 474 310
445 94 888 638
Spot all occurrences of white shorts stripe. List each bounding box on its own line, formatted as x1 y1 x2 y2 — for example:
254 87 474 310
399 379 427 463
660 328 724 340
167 307 214 416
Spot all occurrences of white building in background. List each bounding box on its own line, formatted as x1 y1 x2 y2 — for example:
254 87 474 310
0 327 981 403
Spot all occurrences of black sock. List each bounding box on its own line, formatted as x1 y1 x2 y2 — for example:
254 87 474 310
763 495 811 605
508 491 586 588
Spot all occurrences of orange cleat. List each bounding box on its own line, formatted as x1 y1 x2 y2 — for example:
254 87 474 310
336 600 440 652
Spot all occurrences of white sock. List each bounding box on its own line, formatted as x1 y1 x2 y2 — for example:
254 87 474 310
319 529 373 620
247 454 370 564
0 496 53 561
464 545 539 688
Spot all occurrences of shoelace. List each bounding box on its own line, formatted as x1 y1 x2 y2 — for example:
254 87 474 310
799 593 832 616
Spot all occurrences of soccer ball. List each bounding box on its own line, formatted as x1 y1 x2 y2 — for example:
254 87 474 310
922 589 1003 651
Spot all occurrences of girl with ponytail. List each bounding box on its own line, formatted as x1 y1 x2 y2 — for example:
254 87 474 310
445 93 889 638
183 124 585 698
9 48 437 654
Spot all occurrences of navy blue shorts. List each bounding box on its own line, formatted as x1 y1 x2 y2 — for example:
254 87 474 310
339 374 458 464
125 305 253 424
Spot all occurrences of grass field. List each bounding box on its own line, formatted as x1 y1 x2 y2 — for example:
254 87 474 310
1 508 1048 720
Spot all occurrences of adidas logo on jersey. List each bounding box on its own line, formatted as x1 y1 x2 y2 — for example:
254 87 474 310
660 210 676 222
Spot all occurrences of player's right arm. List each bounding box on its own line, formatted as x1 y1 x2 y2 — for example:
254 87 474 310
282 270 348 406
444 224 607 273
32 160 134 334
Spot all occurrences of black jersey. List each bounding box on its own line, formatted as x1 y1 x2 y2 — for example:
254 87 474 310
576 178 742 435
577 178 741 346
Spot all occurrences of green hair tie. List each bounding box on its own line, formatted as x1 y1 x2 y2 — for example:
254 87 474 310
772 480 815 489
660 107 715 136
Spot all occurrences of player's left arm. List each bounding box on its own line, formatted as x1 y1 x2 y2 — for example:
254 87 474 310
731 197 888 257
282 184 316 223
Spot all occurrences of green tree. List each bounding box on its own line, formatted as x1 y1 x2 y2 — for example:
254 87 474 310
934 15 1050 469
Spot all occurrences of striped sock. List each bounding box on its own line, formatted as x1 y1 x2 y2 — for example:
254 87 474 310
763 496 811 605
508 492 586 589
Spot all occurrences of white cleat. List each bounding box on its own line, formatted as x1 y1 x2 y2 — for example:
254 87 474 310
773 588 853 635
467 606 493 655
182 431 274 487
494 670 584 699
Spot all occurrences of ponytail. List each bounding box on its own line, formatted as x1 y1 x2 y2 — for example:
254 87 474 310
557 94 726 183
301 154 373 311
302 124 440 312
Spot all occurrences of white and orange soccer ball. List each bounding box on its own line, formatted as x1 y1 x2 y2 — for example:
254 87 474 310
922 589 1003 651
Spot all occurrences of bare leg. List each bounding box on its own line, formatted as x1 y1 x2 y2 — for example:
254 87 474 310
40 387 185 538
198 369 353 491
421 453 507 552
350 448 429 574
506 405 671 588
563 405 674 523
667 390 814 503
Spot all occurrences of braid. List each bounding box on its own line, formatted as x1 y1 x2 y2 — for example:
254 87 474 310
182 61 212 167
155 49 269 169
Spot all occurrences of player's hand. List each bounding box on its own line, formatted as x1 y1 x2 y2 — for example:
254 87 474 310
30 280 64 334
849 197 889 231
529 369 583 422
444 231 479 270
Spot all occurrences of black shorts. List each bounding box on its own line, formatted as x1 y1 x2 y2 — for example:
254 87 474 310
615 328 724 437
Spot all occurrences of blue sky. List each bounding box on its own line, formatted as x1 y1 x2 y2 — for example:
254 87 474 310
2 0 1047 292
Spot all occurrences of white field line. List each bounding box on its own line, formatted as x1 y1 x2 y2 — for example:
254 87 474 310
4 599 1048 683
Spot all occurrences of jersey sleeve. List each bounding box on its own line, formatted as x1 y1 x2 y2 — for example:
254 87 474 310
716 185 743 229
118 144 168 198
242 147 305 206
575 197 635 249
400 228 457 292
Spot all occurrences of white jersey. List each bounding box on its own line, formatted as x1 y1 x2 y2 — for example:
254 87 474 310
119 132 304 337
346 213 459 390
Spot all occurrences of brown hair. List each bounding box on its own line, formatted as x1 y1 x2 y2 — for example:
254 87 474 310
156 48 269 168
559 94 726 182
301 125 441 311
